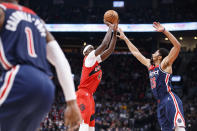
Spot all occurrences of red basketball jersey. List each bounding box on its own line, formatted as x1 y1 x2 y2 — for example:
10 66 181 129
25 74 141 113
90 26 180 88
78 56 102 94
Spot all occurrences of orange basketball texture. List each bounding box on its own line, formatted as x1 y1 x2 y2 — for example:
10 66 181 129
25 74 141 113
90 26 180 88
104 10 119 24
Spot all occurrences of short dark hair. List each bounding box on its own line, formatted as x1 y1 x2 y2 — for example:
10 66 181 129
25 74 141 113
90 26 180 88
158 48 169 60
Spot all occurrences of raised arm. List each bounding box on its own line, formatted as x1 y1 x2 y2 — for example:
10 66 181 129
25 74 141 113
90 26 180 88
94 21 113 56
117 28 150 68
100 26 117 62
153 22 181 66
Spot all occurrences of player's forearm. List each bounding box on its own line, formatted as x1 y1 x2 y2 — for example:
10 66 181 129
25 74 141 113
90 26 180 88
101 31 117 61
47 41 76 101
95 28 112 56
124 37 150 67
108 31 117 51
163 30 181 49
124 37 140 55
102 27 113 46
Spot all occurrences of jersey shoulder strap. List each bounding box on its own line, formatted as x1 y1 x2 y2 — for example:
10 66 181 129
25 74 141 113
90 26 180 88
0 3 36 15
149 65 159 71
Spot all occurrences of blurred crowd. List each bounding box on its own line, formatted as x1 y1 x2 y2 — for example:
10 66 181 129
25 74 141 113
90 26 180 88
26 0 197 24
40 52 197 131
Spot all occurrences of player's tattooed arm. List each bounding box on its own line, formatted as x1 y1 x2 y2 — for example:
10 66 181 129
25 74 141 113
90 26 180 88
0 8 5 30
100 25 118 61
153 22 181 67
117 28 151 68
94 21 114 56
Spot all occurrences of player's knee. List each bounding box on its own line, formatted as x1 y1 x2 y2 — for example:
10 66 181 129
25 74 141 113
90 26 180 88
175 126 185 131
79 123 89 131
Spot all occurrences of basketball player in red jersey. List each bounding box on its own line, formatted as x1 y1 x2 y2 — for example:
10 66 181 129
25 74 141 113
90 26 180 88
77 22 118 131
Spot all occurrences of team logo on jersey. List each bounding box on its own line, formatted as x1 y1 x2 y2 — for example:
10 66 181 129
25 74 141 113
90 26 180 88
95 65 101 71
79 104 85 111
178 118 182 123
149 70 159 77
89 65 101 76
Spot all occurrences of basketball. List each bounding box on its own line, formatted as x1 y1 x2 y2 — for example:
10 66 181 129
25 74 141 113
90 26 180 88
104 10 119 24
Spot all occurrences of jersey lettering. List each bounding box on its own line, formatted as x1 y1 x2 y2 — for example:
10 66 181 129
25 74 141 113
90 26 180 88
148 65 174 100
6 11 32 31
5 11 46 37
78 59 102 93
34 19 46 37
149 70 159 77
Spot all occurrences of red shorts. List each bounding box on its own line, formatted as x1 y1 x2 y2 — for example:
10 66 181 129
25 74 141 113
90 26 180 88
76 88 95 127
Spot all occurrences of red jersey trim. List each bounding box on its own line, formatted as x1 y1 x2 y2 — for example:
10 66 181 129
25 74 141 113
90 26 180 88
0 4 6 10
1 3 36 15
148 65 159 70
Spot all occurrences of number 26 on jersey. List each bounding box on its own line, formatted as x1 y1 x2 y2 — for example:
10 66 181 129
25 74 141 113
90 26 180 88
150 77 156 89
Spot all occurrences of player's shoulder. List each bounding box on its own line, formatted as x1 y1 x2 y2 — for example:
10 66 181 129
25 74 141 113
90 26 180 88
85 50 96 61
0 3 36 15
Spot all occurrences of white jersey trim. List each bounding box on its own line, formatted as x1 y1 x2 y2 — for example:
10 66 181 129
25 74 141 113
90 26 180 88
85 50 102 67
0 65 20 106
165 74 185 128
0 37 13 70
159 65 171 75
0 4 6 10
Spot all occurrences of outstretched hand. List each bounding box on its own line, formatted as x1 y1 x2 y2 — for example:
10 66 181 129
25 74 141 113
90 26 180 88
153 22 165 32
117 28 126 40
104 19 118 31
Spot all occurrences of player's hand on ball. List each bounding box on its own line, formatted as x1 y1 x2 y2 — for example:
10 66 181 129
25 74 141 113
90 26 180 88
117 28 127 40
113 23 118 32
64 100 82 131
104 19 115 29
153 22 165 32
